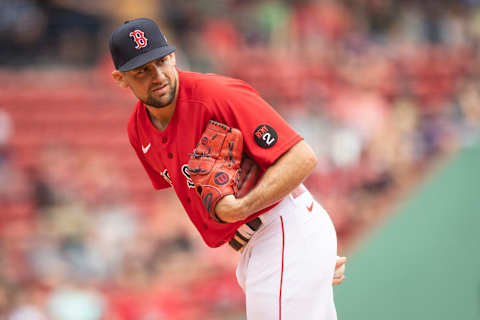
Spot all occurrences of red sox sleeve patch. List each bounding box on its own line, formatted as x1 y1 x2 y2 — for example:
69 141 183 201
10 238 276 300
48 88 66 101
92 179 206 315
253 124 278 149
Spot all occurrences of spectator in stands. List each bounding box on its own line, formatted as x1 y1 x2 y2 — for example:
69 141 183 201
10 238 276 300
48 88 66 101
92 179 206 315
8 282 48 320
46 282 105 320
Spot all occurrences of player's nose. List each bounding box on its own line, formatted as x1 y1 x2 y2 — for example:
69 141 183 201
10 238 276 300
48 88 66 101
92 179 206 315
152 66 167 81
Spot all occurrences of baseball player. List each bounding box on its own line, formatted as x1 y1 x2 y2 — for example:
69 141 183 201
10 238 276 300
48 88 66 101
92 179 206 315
109 18 345 319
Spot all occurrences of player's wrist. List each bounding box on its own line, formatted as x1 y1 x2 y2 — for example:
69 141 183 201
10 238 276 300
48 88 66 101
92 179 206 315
215 195 247 223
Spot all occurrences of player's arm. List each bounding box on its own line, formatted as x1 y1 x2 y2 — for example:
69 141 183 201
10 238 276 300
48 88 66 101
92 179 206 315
215 139 317 223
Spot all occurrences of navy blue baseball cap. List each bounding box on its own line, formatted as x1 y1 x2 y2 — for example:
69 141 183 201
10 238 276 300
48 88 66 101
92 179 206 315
109 18 176 71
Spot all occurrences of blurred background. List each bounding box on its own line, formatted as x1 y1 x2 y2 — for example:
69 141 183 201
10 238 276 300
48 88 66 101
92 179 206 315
0 0 479 319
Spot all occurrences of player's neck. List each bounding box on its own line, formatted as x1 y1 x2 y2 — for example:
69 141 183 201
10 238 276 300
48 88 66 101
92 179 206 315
145 74 179 131
146 103 176 131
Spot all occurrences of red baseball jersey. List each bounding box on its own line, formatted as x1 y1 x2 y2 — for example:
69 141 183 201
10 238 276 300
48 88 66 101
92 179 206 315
127 70 303 247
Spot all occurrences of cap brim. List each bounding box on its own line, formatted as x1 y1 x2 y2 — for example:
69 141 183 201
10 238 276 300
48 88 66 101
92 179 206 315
118 45 176 71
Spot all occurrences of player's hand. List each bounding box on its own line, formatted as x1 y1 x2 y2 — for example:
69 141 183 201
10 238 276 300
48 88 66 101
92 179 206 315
333 256 347 285
215 195 245 223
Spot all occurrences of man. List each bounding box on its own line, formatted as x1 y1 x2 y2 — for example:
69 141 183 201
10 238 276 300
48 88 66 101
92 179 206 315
109 18 346 319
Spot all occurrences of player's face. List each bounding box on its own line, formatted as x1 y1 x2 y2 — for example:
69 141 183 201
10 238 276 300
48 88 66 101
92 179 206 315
116 53 178 109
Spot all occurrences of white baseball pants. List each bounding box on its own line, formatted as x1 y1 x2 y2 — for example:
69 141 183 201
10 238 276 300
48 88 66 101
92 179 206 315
236 186 338 319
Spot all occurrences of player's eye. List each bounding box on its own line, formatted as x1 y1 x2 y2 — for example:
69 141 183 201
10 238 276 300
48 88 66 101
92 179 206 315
158 57 168 65
135 67 147 74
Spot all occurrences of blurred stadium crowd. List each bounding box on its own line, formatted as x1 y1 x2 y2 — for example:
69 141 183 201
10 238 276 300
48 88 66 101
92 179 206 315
0 0 480 319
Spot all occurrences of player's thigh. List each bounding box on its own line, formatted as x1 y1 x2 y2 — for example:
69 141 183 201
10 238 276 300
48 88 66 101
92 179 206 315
281 202 338 319
245 204 337 319
244 217 284 319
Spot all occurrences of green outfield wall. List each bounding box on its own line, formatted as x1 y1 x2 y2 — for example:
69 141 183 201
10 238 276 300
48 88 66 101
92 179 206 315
334 140 480 320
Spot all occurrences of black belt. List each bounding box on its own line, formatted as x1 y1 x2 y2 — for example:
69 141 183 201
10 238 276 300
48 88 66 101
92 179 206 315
228 217 263 251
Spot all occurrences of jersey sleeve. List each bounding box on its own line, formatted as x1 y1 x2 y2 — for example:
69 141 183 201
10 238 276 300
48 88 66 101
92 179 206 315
127 115 171 190
207 79 303 170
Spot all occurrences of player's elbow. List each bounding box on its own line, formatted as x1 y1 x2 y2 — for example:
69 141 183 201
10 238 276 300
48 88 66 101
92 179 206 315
293 140 318 175
304 145 318 173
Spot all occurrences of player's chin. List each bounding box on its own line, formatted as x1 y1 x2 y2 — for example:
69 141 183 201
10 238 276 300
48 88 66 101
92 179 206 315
146 94 173 109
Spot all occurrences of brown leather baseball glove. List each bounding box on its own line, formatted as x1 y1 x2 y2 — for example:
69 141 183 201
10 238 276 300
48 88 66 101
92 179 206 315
188 120 259 223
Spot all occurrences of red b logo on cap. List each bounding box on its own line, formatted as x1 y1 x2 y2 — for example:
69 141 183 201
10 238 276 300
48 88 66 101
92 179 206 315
129 30 148 49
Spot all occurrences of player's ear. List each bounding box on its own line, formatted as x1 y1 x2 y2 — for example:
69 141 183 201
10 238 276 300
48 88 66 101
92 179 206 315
112 70 128 88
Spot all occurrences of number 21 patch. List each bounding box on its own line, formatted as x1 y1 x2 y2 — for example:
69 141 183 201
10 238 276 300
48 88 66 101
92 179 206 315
253 124 278 148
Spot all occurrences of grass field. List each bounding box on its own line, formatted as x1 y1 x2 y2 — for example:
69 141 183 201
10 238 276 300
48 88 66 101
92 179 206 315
334 140 480 320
